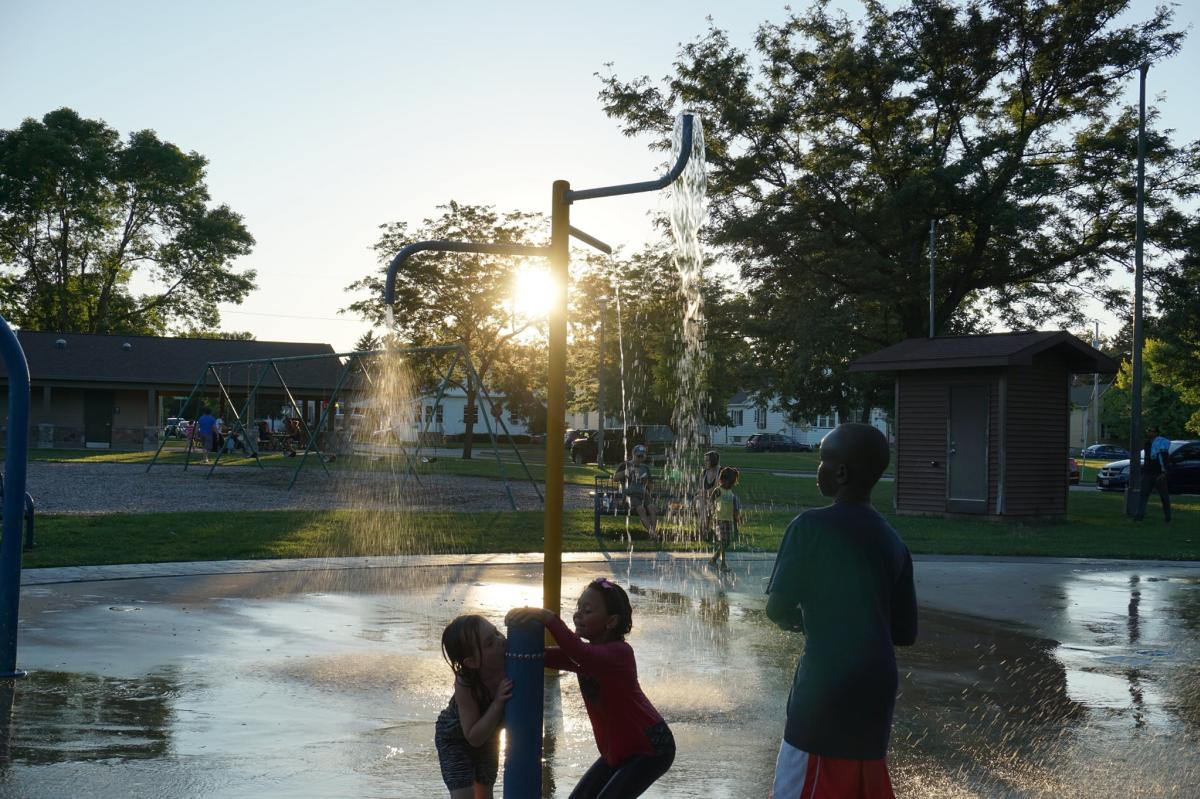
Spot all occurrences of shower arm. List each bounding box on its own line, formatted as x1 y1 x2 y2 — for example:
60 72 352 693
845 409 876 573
383 241 549 306
564 114 694 204
382 114 692 305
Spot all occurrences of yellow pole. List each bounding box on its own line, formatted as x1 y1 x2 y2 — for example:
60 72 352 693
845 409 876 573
544 180 570 620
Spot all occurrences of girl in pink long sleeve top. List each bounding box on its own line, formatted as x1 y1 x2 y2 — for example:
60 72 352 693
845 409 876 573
509 578 674 798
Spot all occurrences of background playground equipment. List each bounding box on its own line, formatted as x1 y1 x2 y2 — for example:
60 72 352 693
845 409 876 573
383 112 700 798
144 344 541 507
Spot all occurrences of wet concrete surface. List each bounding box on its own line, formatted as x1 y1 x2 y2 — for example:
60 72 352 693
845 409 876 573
2 554 1199 798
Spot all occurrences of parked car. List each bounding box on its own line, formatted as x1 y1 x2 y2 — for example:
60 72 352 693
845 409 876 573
1068 458 1080 485
564 428 592 450
164 417 189 438
1096 440 1200 494
745 433 812 453
570 425 673 465
1080 444 1130 460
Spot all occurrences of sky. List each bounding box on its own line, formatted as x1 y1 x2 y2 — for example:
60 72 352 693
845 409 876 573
2 0 1198 352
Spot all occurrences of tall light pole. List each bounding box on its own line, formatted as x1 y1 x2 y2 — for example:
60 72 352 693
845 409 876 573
928 219 936 337
596 296 606 469
1091 320 1101 446
1125 63 1149 517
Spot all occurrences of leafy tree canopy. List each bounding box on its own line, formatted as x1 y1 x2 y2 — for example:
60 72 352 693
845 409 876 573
345 201 547 456
569 248 751 429
0 108 256 335
1101 338 1199 438
599 0 1196 418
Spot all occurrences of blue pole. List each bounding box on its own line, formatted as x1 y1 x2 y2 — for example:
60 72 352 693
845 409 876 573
503 618 544 798
0 317 30 678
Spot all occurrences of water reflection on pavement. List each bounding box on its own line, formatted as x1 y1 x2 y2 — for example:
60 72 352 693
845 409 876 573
1 555 1198 798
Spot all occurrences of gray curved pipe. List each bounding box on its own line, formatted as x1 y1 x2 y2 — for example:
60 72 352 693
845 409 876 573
565 113 695 203
382 112 696 308
383 240 549 307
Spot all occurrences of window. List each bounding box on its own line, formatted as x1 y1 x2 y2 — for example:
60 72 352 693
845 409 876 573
816 414 834 429
730 409 744 427
755 407 767 429
425 405 443 424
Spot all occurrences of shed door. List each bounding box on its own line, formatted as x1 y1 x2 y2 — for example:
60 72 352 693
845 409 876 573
947 385 988 513
83 390 113 449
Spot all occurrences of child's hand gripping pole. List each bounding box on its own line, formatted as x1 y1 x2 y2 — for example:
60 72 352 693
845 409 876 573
503 612 546 798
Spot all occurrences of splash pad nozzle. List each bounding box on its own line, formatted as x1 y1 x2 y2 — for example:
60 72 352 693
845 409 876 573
382 114 699 798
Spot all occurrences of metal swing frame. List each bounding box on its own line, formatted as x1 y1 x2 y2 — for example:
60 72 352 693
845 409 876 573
145 344 541 508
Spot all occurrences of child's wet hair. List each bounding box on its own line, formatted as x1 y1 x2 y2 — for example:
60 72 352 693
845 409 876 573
441 614 492 710
585 577 634 640
704 450 720 468
719 466 740 486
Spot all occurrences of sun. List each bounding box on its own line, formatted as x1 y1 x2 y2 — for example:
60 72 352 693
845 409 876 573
510 264 557 320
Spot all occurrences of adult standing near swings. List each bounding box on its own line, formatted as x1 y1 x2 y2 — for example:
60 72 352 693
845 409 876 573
195 408 216 464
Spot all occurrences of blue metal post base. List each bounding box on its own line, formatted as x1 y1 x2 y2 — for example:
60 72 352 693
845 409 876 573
503 618 545 798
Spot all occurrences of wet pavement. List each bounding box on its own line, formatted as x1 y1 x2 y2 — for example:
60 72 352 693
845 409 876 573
2 553 1199 798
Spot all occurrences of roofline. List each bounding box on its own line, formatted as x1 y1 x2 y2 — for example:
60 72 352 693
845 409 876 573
849 331 1119 374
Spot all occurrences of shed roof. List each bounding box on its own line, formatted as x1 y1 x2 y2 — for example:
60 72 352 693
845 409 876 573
0 330 346 391
849 331 1118 374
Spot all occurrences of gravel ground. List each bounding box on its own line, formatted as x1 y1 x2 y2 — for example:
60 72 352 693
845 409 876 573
23 461 595 514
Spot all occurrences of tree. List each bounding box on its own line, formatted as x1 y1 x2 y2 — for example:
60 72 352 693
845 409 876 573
0 108 256 335
568 247 750 431
1101 338 1199 439
344 202 546 458
1150 213 1200 433
179 330 256 341
598 0 1196 419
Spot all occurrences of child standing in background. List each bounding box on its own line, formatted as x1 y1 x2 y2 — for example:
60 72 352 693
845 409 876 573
709 466 741 572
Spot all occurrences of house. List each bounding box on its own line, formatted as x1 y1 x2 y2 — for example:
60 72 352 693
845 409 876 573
1069 381 1113 450
708 392 890 447
0 330 343 450
375 386 530 441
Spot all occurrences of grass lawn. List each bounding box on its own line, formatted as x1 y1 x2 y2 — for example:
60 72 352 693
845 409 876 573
20 484 1198 569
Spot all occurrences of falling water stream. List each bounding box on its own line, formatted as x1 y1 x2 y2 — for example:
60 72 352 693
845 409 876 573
663 113 708 541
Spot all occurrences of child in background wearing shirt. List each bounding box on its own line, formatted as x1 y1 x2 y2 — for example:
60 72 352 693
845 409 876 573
765 423 917 799
708 466 741 572
508 578 674 798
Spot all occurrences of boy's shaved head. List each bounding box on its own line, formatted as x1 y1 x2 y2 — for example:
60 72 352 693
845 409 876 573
818 424 890 498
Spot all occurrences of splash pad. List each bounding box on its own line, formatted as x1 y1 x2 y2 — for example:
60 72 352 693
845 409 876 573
5 555 1200 797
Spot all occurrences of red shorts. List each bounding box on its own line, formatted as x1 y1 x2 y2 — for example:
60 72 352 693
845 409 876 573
770 740 895 799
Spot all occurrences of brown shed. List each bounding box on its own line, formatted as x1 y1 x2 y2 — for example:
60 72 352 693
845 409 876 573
850 332 1118 518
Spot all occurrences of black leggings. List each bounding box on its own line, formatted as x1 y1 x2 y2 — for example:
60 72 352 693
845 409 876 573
568 722 675 799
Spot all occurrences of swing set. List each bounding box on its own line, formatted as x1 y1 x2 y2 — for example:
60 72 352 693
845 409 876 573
145 343 541 508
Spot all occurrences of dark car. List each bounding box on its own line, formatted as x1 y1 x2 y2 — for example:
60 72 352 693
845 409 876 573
564 428 593 450
745 433 812 453
1080 444 1130 460
1096 440 1200 494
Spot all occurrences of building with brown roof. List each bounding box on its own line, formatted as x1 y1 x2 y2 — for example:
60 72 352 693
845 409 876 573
850 331 1118 518
0 331 345 450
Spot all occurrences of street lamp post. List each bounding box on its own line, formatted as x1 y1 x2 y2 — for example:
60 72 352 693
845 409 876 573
1125 63 1149 517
